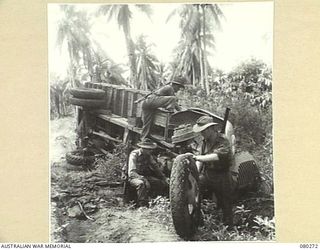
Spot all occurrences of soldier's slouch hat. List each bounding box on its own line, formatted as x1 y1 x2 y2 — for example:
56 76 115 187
193 116 219 133
137 138 157 149
168 76 189 88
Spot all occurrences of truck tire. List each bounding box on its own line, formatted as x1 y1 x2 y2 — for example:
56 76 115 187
66 149 95 166
69 97 106 108
232 151 261 192
70 88 105 99
170 154 201 240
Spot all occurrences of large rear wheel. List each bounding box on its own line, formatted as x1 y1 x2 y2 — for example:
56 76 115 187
170 154 201 240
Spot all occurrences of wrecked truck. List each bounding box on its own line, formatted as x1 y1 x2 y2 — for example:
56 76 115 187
66 82 261 239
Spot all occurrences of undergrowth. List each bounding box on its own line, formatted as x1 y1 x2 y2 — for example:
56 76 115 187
147 195 275 241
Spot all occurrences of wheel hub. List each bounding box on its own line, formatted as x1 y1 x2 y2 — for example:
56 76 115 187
186 172 199 215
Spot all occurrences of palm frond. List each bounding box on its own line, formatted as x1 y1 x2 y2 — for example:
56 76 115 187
205 39 216 50
147 54 159 63
135 4 153 20
117 5 131 31
181 5 200 38
135 34 160 90
145 57 157 71
107 6 119 22
166 8 178 23
96 5 111 15
207 4 224 30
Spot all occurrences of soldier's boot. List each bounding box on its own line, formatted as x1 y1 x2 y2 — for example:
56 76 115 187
222 208 234 230
137 200 149 208
135 181 149 208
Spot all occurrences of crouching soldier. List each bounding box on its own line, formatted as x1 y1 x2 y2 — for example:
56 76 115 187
128 139 169 207
192 116 235 228
140 76 188 140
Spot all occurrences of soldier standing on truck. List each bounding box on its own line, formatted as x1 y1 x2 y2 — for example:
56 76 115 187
140 76 188 140
192 116 235 228
128 139 169 207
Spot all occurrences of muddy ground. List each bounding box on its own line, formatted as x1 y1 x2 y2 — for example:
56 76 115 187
50 115 275 243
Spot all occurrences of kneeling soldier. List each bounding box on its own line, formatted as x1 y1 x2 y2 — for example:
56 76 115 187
128 139 169 207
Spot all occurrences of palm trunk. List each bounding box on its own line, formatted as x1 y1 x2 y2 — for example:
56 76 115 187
124 31 137 88
196 5 205 90
142 61 148 91
68 43 75 88
86 49 94 81
198 40 205 90
192 62 196 87
202 5 209 95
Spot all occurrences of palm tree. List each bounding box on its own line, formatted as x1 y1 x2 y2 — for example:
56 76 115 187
172 36 201 86
167 4 224 94
98 59 127 86
135 35 159 90
167 5 201 85
157 62 171 87
96 4 152 88
56 5 93 87
200 4 224 94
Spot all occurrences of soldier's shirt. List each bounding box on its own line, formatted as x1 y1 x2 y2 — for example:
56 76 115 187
201 134 233 177
153 85 181 111
154 85 175 96
128 148 165 179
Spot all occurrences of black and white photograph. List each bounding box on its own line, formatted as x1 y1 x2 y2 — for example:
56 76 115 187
49 2 274 242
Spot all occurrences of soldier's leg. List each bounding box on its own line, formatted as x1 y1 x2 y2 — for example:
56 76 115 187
141 107 153 140
129 178 149 207
200 173 218 200
199 174 213 226
199 173 210 195
148 96 177 110
210 177 223 212
145 176 169 196
221 196 233 227
220 174 234 227
215 190 223 210
141 96 177 140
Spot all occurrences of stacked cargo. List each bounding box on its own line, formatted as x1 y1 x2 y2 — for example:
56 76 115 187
84 82 149 127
